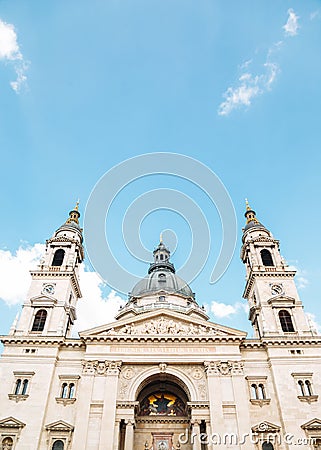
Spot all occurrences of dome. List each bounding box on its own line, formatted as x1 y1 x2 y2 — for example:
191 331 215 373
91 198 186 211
244 220 266 231
130 269 194 299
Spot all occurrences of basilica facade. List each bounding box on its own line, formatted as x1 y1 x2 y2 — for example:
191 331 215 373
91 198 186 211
1 203 321 450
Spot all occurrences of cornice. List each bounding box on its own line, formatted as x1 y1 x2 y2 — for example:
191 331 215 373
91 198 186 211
81 334 245 344
243 269 296 298
136 417 189 424
29 269 82 298
0 336 85 348
262 336 321 346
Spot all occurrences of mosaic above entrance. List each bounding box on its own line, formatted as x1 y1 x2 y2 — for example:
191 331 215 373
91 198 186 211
139 392 186 416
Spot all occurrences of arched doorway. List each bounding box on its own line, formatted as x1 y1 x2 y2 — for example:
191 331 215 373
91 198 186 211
131 374 192 450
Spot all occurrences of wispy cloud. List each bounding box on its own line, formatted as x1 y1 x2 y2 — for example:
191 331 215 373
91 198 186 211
283 8 300 36
210 300 248 318
218 8 299 116
310 10 320 21
288 261 309 290
218 63 278 116
0 18 29 92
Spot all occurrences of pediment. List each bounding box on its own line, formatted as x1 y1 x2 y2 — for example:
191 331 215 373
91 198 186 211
268 295 295 306
0 417 25 429
45 420 74 432
252 421 280 433
79 309 246 338
301 418 321 430
30 295 57 306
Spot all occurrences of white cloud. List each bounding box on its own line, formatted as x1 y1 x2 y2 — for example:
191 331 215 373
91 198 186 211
210 300 248 318
0 18 28 92
0 244 45 305
283 9 300 37
0 242 126 332
75 266 126 333
218 62 279 116
306 312 321 335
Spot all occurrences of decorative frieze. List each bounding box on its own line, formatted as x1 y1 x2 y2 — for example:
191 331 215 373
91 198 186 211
82 360 122 376
106 317 230 336
204 360 244 376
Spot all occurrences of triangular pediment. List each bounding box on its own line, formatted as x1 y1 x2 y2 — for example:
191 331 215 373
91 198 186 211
252 421 280 433
45 420 74 432
267 295 295 306
30 295 57 306
0 417 25 429
302 418 321 430
79 309 246 338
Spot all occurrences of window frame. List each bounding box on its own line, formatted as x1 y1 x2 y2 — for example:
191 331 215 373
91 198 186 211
8 371 34 402
278 309 295 333
292 373 318 403
56 375 80 405
246 376 271 406
52 249 65 267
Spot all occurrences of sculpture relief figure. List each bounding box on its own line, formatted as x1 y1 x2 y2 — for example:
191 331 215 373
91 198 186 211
158 441 168 450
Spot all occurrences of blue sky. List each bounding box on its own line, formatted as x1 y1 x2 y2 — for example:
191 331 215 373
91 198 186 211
0 1 321 339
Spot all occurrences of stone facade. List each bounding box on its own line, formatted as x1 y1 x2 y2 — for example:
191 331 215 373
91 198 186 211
0 204 321 450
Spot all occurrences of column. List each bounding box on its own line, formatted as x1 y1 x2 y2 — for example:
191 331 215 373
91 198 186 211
99 361 122 450
204 362 225 450
231 365 253 450
124 420 135 450
113 419 121 450
191 421 201 450
73 360 97 450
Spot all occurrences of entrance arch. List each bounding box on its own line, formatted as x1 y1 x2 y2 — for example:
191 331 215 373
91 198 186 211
128 366 198 402
134 373 191 450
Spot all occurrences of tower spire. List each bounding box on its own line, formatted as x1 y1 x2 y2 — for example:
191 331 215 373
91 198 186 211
244 198 260 225
66 200 81 225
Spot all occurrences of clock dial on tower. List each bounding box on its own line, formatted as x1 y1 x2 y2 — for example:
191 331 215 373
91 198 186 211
42 283 55 295
270 284 283 296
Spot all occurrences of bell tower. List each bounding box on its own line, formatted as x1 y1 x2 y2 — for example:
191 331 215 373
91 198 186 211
12 203 84 337
240 200 313 338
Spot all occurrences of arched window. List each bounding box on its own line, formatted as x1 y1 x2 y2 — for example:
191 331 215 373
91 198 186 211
158 273 166 282
2 437 14 449
22 379 29 395
32 309 47 332
68 383 75 399
251 384 258 399
262 443 274 450
298 380 305 396
14 378 22 395
61 383 68 398
279 310 295 332
52 249 65 266
160 254 164 260
261 249 274 267
305 380 313 396
52 440 64 450
258 384 266 399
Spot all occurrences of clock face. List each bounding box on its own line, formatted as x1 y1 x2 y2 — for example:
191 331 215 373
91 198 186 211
42 284 55 295
271 284 283 295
